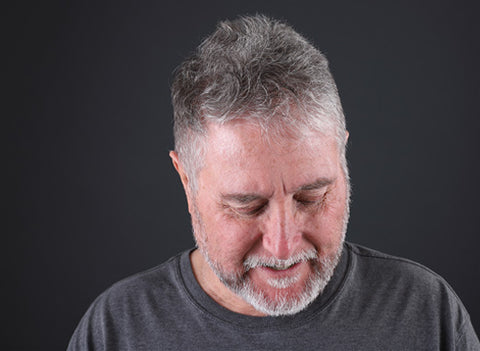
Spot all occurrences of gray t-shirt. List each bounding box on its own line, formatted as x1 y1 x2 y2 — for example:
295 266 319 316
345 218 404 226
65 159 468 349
67 242 479 350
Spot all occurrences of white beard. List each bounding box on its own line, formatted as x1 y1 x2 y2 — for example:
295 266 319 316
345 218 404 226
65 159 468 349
192 203 346 316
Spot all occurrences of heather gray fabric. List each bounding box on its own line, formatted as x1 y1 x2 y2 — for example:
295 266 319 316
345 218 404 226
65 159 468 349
67 242 479 350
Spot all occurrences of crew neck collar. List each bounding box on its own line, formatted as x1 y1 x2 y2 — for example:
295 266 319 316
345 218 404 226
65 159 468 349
178 243 351 331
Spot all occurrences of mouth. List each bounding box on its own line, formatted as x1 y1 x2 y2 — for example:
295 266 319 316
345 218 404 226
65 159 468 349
264 262 298 271
255 261 305 289
243 248 317 275
259 261 302 275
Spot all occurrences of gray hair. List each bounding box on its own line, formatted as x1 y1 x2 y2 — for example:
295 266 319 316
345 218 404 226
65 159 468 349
171 14 348 192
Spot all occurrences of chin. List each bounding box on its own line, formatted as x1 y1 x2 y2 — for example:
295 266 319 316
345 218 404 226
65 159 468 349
198 230 345 316
223 254 340 316
237 266 325 316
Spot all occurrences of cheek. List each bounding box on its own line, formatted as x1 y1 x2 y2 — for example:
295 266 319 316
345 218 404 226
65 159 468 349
203 215 261 267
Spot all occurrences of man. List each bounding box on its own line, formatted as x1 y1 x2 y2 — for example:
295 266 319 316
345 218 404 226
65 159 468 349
68 15 479 350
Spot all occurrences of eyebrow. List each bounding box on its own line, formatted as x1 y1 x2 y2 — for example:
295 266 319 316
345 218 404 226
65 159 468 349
295 177 335 192
220 193 264 204
220 177 335 204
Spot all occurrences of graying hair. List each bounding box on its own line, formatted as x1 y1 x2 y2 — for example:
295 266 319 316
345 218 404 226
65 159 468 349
171 14 348 192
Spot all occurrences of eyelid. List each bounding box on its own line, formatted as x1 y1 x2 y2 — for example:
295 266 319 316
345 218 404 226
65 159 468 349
295 188 327 199
236 205 266 216
224 200 268 216
294 188 328 205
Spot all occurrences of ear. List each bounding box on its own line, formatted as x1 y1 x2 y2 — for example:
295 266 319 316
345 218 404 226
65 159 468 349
169 150 194 214
170 150 189 189
345 130 350 143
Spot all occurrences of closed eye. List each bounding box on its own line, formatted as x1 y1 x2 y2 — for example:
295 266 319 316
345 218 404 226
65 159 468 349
238 204 267 216
295 198 321 207
293 191 328 209
223 201 268 217
296 198 319 206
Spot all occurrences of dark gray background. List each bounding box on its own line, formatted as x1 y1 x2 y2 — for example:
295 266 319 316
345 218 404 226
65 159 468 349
5 0 479 349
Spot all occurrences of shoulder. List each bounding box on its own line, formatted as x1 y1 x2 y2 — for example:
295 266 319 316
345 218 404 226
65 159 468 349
87 250 194 321
100 251 184 303
67 251 190 350
345 241 455 290
343 242 475 344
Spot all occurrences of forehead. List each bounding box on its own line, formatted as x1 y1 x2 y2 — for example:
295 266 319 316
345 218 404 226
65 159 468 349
204 119 337 156
200 120 340 193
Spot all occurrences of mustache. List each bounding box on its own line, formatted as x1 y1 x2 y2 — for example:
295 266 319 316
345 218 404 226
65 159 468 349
243 248 318 271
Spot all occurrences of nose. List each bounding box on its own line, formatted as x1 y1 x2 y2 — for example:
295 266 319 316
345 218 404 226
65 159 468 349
261 200 300 259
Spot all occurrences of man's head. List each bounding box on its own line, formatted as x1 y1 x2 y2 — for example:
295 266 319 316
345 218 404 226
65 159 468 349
170 15 350 316
171 14 347 192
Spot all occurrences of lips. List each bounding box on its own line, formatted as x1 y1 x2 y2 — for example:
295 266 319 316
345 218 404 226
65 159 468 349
259 261 302 276
264 261 299 271
253 261 306 290
243 248 318 273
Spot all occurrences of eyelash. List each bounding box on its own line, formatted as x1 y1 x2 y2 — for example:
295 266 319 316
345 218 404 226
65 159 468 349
236 204 267 216
230 192 327 218
297 199 318 206
295 198 320 209
294 191 328 208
